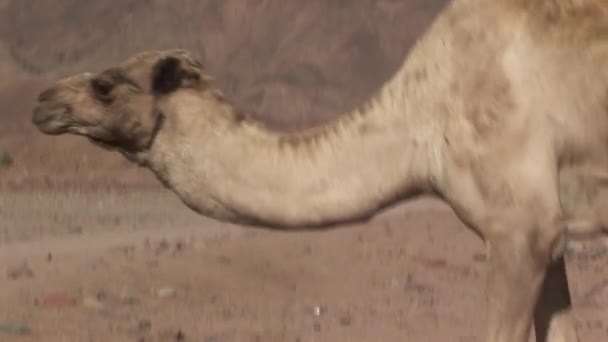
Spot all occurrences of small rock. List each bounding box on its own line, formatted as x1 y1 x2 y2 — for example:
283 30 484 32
203 334 220 342
302 245 313 255
95 289 108 302
127 319 152 334
143 237 152 250
120 295 140 306
174 238 186 252
217 255 232 265
423 258 447 269
155 239 170 255
83 296 104 310
0 322 31 335
313 322 322 332
119 288 140 306
156 287 176 299
6 262 34 280
146 260 159 268
565 241 584 258
339 315 353 326
67 225 83 235
161 329 186 341
38 292 76 308
472 253 487 262
403 274 433 293
590 245 608 259
312 305 325 317
0 152 13 168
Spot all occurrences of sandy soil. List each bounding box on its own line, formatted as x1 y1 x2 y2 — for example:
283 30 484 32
1 189 607 342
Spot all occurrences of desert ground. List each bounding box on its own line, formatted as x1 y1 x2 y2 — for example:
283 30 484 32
1 1 608 341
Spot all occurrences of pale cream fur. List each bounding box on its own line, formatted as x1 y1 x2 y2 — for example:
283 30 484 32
32 0 608 341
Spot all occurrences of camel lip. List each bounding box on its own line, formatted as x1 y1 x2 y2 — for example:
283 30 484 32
33 118 69 135
87 136 119 150
32 103 71 135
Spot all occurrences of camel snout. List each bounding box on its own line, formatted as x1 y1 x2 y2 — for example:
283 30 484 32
37 87 59 103
31 102 71 134
32 105 52 125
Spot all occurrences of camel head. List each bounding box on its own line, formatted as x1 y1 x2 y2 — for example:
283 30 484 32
32 49 207 152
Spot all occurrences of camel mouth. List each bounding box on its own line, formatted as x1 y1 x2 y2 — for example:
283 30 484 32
87 135 122 150
32 104 71 135
32 117 70 135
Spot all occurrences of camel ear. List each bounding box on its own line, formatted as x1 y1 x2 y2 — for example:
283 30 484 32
152 56 183 94
152 56 201 95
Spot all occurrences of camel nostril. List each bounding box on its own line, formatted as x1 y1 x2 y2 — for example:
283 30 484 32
32 106 52 125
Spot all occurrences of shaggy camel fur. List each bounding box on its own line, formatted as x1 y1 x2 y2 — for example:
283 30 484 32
31 0 608 341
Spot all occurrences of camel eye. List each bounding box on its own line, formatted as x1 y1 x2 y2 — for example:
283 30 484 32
91 78 115 101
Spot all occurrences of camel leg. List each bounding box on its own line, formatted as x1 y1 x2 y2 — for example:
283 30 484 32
484 220 565 342
534 256 579 342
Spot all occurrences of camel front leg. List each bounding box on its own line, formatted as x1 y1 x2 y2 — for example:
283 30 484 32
534 256 578 342
485 233 544 341
484 221 566 342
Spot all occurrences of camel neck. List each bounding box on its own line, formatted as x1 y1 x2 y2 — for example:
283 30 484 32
147 64 441 228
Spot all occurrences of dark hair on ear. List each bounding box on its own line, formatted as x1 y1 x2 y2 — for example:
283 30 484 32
152 56 183 94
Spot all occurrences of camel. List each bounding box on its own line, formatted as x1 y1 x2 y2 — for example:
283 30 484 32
30 0 608 341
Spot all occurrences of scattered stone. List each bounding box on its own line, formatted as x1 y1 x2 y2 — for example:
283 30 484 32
143 237 152 250
402 274 434 293
217 255 232 265
220 308 233 319
156 287 176 299
582 279 608 301
146 260 159 268
120 293 141 306
423 258 447 269
83 296 104 310
0 322 31 335
339 315 353 326
67 225 83 235
95 289 108 302
472 253 487 262
161 329 186 341
127 319 152 334
122 297 141 306
384 222 394 238
38 292 76 308
243 231 258 239
113 245 136 259
565 241 584 258
6 262 34 280
313 322 322 332
175 241 184 252
312 305 326 317
155 239 170 255
203 334 220 342
302 245 313 255
590 245 608 260
118 288 139 305
0 151 13 168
